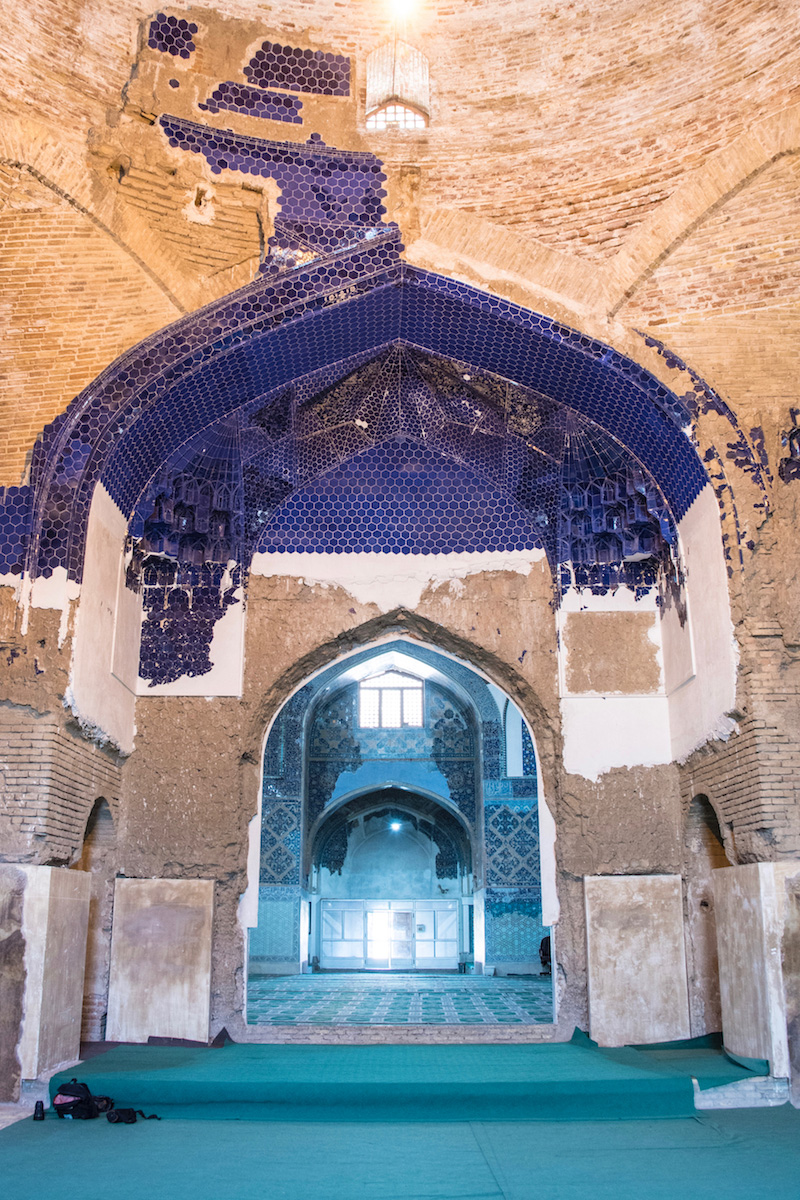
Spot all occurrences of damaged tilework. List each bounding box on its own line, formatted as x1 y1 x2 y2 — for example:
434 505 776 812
26 98 736 602
159 117 386 265
0 487 31 575
199 82 303 124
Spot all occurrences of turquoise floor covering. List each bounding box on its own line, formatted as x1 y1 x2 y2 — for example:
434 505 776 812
2 1108 799 1200
40 1034 766 1123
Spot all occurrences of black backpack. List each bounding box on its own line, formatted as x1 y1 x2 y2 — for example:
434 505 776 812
53 1079 114 1120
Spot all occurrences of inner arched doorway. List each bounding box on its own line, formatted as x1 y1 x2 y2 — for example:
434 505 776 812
311 787 473 971
246 638 552 1014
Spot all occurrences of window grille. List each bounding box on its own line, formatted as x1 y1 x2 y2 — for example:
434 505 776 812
358 670 424 728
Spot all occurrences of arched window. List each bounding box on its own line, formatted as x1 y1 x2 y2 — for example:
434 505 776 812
366 102 427 131
358 670 423 728
365 40 429 131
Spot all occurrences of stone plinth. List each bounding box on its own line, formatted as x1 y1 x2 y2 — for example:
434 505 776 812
0 865 91 1098
584 874 690 1046
713 862 800 1079
106 878 214 1043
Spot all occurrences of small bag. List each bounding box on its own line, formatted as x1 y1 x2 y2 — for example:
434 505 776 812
107 1108 161 1124
53 1079 114 1120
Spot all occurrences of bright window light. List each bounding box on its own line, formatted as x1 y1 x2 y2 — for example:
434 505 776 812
366 103 427 131
358 671 424 728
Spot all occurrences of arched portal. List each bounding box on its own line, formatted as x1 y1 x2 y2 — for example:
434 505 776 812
246 639 552 1014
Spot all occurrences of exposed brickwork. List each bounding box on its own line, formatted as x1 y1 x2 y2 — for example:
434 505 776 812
680 644 800 864
0 168 180 484
622 155 800 323
115 165 268 278
0 710 122 863
234 1022 557 1044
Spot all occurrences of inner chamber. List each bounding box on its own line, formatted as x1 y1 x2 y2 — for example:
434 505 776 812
312 789 472 970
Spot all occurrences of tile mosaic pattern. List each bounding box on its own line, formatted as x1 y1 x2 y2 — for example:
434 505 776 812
260 438 543 556
26 238 718 591
244 41 350 97
521 724 537 782
305 680 476 830
249 887 302 960
199 82 304 124
17 109 758 702
129 420 244 684
0 486 31 575
304 681 474 830
256 643 542 960
125 339 683 674
246 972 553 1025
484 891 545 962
259 801 302 885
485 805 540 887
20 113 760 598
148 13 197 58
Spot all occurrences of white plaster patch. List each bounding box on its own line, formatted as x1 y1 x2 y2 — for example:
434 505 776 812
561 694 672 781
665 483 737 762
69 485 137 753
559 586 659 614
137 587 245 696
239 811 261 933
17 568 81 641
29 567 80 611
250 549 546 612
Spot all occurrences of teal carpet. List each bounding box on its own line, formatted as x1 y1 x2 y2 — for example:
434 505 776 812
42 1033 766 1123
2 1108 799 1200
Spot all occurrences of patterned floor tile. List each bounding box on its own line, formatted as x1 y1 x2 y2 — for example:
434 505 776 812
247 972 554 1025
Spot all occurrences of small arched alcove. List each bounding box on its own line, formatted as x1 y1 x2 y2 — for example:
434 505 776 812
72 798 117 1041
683 793 733 1036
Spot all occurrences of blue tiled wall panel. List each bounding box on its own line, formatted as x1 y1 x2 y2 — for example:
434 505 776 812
148 13 197 57
484 889 545 963
244 41 350 96
0 486 32 575
259 439 542 556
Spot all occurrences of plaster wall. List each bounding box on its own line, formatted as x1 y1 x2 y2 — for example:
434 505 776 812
663 483 737 762
115 561 691 1036
71 484 140 754
318 820 457 900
